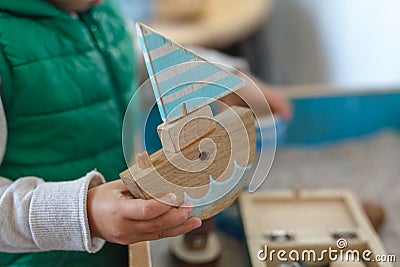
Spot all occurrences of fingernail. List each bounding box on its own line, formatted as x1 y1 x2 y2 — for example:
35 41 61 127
192 218 202 229
165 193 177 204
181 201 194 212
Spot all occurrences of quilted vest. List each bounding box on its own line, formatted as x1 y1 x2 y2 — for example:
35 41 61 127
0 0 137 265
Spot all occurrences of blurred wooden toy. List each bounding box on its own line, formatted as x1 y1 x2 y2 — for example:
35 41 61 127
170 219 222 265
239 190 392 267
362 202 385 233
154 0 205 21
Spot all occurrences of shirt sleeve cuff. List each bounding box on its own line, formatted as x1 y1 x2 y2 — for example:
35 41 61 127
29 170 106 253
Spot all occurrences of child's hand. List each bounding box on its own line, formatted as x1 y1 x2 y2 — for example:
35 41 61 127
221 73 292 121
87 180 202 245
258 85 292 121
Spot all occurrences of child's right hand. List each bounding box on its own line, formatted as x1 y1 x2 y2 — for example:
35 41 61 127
87 179 202 245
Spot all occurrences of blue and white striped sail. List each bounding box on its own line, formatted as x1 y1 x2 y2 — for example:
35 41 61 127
136 22 245 122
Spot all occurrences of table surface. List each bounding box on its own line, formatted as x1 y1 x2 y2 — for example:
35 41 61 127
149 130 400 267
149 0 273 48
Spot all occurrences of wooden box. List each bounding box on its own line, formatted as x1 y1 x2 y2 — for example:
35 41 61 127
239 190 393 267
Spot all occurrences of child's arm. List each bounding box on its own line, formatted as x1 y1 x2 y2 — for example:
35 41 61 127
0 171 106 253
0 69 200 254
168 46 292 120
0 102 200 252
0 171 201 253
221 73 292 121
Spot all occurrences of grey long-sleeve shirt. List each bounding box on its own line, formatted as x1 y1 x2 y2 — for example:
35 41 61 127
0 99 106 253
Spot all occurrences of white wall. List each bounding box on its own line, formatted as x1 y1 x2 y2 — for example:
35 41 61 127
260 0 400 88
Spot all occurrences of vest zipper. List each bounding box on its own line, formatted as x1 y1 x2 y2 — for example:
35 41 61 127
79 12 127 121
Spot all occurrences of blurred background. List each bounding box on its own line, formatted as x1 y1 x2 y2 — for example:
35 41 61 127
119 0 400 266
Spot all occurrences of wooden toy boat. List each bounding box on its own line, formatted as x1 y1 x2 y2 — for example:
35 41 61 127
120 23 256 220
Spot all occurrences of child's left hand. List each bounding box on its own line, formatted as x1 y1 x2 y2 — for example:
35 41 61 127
221 74 292 121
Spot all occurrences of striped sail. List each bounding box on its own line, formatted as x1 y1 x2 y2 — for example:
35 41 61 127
136 22 245 122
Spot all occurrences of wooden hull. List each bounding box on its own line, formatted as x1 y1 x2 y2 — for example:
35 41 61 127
120 106 256 220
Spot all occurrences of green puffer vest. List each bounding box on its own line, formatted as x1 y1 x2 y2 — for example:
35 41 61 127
0 0 137 266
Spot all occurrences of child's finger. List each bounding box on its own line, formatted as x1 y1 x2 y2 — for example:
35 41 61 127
138 217 202 241
132 202 194 234
121 193 177 220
